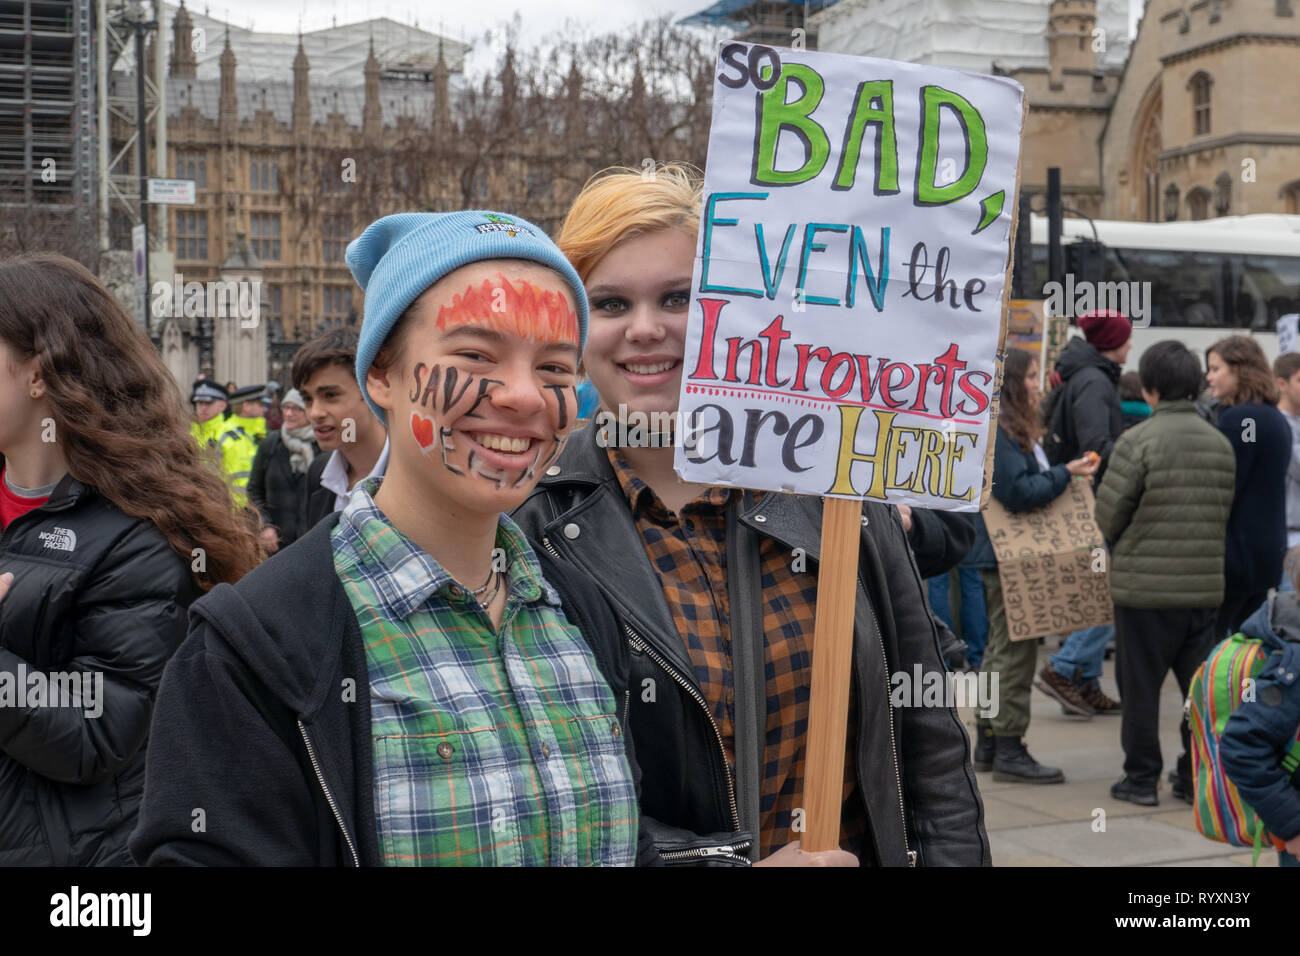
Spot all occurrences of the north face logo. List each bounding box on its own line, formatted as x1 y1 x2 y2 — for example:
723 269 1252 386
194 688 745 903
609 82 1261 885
38 527 77 552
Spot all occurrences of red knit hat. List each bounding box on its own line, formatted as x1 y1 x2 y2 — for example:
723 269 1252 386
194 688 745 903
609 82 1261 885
1078 309 1132 351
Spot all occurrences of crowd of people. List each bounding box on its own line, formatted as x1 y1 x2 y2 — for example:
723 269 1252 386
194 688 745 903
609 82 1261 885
0 164 1296 868
931 310 1300 865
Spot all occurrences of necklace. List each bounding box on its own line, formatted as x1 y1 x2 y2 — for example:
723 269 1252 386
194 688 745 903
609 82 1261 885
471 568 504 608
469 565 498 597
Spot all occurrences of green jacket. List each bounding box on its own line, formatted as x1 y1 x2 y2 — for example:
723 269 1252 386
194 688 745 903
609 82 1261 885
1094 399 1236 609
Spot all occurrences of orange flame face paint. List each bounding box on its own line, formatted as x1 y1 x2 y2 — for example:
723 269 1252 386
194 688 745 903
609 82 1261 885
435 273 579 346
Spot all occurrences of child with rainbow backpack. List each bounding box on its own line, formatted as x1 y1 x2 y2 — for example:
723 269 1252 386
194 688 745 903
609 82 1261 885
1217 577 1300 867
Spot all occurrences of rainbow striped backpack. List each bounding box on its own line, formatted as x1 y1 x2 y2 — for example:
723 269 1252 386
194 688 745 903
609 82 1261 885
1188 630 1300 863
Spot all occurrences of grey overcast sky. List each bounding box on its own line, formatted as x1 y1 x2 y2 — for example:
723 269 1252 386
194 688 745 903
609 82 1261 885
200 0 1145 50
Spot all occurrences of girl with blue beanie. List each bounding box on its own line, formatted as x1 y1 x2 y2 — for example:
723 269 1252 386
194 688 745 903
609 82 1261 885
132 211 651 867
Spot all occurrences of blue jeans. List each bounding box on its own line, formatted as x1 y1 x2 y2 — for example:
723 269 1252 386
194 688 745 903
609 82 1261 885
1049 624 1114 684
1281 850 1300 867
928 569 988 667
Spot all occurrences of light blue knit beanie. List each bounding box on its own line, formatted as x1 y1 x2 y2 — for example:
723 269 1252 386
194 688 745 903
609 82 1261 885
346 210 589 425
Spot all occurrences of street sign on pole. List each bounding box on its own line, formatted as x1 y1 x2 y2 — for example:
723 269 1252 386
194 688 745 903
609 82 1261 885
147 178 196 205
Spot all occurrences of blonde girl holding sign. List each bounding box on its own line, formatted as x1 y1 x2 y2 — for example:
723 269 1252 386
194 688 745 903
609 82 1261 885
512 164 988 866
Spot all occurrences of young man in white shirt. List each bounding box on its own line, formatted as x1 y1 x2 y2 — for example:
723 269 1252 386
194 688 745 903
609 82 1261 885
293 329 390 527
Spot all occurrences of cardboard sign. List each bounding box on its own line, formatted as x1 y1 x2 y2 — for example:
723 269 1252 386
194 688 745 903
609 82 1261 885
1041 313 1071 389
983 479 1112 641
674 44 1025 512
1007 299 1045 356
1278 314 1299 355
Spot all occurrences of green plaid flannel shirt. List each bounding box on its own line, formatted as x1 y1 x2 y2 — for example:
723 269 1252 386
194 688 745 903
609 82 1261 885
331 478 638 866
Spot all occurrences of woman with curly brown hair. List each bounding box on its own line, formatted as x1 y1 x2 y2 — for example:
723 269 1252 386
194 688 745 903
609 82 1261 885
0 252 262 865
1205 334 1290 637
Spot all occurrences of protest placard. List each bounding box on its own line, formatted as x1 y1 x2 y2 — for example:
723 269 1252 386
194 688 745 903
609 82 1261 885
1278 313 1299 355
983 479 1113 642
674 42 1026 513
1007 299 1045 357
679 41 1026 853
1041 312 1071 388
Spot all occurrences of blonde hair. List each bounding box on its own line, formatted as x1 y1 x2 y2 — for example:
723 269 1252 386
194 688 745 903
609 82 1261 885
557 163 703 281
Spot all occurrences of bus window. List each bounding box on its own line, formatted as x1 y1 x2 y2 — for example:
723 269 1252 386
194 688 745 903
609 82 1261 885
1110 247 1226 328
1241 254 1300 325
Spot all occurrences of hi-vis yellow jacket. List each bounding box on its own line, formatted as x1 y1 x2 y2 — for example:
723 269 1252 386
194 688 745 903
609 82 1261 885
230 414 267 443
191 416 260 505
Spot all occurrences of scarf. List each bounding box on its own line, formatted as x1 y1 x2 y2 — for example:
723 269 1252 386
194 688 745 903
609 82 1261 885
282 423 317 475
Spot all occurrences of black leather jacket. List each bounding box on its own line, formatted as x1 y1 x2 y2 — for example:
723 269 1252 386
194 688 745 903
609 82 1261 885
511 425 990 866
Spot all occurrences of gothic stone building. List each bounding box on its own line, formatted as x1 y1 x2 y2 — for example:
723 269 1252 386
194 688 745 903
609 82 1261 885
813 0 1300 222
137 3 467 382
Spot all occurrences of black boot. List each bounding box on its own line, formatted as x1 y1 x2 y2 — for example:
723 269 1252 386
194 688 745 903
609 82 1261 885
992 735 1065 784
973 718 995 771
1111 775 1159 806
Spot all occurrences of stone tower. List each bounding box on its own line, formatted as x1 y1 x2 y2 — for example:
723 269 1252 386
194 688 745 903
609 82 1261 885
169 0 196 78
1048 0 1098 89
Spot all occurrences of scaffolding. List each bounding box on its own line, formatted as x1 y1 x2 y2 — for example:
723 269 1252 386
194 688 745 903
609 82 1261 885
0 0 95 211
679 0 842 46
98 0 164 252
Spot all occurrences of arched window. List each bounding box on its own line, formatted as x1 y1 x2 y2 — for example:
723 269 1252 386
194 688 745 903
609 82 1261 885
1214 172 1232 216
1187 186 1211 220
1131 80 1163 222
1189 72 1212 136
1282 180 1300 215
1164 183 1180 221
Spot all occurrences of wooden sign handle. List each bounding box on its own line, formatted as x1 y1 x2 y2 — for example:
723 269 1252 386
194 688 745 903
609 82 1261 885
801 495 864 852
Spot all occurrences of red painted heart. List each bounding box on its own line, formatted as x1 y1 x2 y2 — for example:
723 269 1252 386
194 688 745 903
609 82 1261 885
411 411 436 450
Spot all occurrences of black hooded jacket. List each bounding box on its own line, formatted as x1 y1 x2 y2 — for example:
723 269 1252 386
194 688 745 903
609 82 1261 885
128 514 659 866
1049 337 1123 480
0 468 199 865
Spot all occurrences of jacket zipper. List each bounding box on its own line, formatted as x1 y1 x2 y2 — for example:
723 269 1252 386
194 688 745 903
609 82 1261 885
621 623 742 834
658 839 753 863
542 535 743 835
860 571 915 867
298 720 360 867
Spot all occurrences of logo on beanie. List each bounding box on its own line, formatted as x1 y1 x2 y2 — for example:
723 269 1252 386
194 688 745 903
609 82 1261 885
474 213 531 238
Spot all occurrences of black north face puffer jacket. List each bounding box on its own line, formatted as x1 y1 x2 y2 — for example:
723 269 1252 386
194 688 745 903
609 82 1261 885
0 467 200 865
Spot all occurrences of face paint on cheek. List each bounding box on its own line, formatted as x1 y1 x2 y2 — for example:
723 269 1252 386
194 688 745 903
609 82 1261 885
465 377 504 418
513 430 571 489
410 363 442 410
541 384 575 431
441 366 477 416
471 456 508 490
440 432 464 475
411 411 438 452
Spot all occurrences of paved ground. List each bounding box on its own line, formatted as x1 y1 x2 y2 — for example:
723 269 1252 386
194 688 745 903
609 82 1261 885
959 643 1278 867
